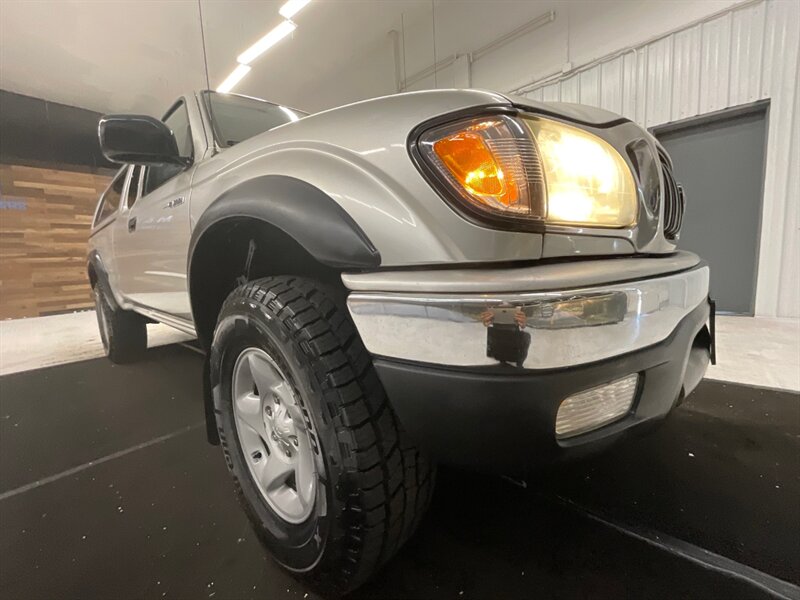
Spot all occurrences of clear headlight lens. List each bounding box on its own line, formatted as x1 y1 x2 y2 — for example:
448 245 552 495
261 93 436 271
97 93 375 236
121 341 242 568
525 117 637 227
417 114 637 228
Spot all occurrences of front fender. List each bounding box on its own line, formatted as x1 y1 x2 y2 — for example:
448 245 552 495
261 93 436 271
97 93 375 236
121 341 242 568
190 144 469 266
188 92 546 267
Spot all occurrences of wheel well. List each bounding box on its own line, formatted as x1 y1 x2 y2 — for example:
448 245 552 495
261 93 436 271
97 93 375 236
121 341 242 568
189 218 346 349
87 263 98 288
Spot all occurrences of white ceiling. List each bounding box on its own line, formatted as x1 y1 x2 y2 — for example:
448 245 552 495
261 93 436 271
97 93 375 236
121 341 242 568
1 0 205 115
1 0 745 118
0 0 433 116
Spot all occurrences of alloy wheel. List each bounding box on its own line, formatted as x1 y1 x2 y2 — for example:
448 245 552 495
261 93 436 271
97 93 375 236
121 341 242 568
232 347 317 524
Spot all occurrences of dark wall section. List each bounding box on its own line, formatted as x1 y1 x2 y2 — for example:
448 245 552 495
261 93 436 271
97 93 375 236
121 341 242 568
0 90 115 171
657 106 767 315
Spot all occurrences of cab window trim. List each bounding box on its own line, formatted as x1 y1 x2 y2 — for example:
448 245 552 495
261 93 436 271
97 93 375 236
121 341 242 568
201 90 308 149
140 98 194 199
91 166 130 231
124 166 144 211
162 98 194 160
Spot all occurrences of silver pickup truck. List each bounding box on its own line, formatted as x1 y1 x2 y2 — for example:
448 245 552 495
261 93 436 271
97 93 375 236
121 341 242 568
89 89 713 593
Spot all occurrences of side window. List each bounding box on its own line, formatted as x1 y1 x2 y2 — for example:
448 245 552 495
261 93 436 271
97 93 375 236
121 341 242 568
126 165 143 209
142 101 193 197
142 163 183 197
95 168 127 225
167 102 193 158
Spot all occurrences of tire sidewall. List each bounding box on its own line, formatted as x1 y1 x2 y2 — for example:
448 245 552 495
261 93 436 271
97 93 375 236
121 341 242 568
211 293 344 572
94 286 111 354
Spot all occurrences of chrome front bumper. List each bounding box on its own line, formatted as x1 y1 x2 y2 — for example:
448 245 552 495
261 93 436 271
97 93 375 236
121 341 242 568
345 258 710 371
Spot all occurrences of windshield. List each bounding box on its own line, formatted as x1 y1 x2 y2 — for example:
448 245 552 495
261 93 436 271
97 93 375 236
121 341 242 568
204 91 307 147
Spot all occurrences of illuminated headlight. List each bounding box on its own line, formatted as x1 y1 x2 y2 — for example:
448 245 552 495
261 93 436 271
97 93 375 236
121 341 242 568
526 117 637 227
416 114 638 228
555 374 639 439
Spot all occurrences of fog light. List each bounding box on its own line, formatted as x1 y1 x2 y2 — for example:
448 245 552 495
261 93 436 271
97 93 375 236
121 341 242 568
556 374 638 439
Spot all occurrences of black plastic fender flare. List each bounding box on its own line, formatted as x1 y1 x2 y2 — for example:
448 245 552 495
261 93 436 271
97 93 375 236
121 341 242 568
187 174 381 278
87 250 109 285
86 250 119 309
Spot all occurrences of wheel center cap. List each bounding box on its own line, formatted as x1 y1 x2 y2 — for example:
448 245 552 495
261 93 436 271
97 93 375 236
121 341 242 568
265 402 296 453
272 415 294 438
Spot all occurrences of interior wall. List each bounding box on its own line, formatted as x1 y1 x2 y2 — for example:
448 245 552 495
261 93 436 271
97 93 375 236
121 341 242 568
321 0 797 318
0 91 115 171
520 0 799 318
389 0 742 94
0 92 115 319
0 164 111 319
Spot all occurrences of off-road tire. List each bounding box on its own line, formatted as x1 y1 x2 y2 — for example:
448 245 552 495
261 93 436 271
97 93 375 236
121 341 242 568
93 280 147 364
210 276 434 595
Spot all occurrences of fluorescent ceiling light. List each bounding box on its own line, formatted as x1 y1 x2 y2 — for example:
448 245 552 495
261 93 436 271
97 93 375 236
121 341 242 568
279 0 311 20
237 20 296 65
216 64 251 93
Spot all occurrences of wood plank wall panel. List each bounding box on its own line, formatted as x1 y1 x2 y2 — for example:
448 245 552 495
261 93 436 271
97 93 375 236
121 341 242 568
0 164 112 319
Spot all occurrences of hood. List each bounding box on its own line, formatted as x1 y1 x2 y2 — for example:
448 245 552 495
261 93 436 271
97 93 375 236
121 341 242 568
501 93 628 127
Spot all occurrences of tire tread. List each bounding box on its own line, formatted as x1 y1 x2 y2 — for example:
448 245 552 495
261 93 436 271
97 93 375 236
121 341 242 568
216 276 433 593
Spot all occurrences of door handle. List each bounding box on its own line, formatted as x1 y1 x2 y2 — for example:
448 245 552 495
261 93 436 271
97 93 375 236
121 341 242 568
128 217 137 233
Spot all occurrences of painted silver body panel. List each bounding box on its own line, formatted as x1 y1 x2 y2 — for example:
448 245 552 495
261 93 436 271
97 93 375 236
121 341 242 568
88 88 681 329
113 166 194 319
189 89 545 266
188 90 674 267
342 250 700 293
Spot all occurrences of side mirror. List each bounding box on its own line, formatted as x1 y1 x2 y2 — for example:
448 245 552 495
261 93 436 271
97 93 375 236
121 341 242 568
98 114 189 166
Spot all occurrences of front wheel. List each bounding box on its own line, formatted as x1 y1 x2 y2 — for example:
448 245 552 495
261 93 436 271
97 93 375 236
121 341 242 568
210 276 434 595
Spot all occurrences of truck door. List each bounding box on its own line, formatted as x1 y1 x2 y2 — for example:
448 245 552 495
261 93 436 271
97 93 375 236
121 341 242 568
92 166 130 299
109 164 140 296
111 99 195 320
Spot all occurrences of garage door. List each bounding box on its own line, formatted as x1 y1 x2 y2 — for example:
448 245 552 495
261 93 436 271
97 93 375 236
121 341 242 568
657 106 768 315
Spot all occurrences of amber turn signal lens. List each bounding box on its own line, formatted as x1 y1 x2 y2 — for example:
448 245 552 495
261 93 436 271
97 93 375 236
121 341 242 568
433 131 519 208
419 116 544 218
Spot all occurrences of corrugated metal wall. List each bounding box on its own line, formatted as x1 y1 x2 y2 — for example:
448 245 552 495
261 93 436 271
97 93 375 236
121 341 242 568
522 0 799 318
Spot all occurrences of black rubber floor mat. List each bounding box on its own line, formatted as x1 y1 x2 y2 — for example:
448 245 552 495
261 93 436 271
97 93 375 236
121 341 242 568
539 380 800 585
0 347 796 598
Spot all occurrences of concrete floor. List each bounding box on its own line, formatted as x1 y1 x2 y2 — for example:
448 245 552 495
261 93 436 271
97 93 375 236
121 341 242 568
0 310 191 376
0 309 798 598
1 311 798 391
705 316 800 391
0 346 797 599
